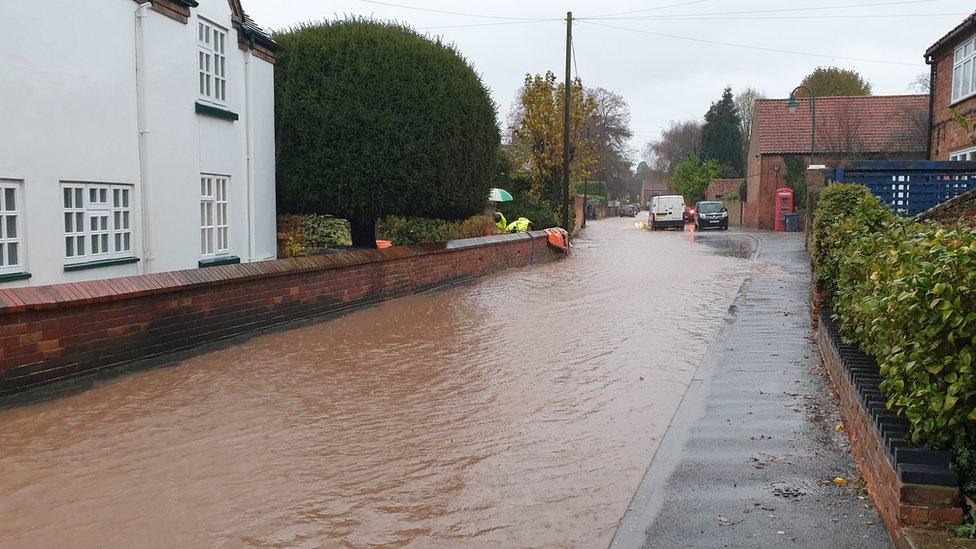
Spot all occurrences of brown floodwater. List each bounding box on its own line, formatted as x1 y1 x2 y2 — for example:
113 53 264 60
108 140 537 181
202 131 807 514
0 218 753 548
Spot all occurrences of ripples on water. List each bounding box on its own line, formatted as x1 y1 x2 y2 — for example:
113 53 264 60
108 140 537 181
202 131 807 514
0 219 753 548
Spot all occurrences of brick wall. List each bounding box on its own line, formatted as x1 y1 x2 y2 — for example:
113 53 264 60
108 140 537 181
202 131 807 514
817 317 964 541
930 43 976 160
0 231 565 397
744 155 788 230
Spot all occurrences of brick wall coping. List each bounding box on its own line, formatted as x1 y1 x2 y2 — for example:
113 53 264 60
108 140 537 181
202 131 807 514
0 231 552 314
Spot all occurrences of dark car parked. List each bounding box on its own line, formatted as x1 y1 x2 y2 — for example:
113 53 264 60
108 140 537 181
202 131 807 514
618 204 638 217
693 201 729 230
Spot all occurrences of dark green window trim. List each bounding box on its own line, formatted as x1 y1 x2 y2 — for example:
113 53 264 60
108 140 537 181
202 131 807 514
198 255 241 268
195 102 239 122
0 272 31 283
64 257 140 272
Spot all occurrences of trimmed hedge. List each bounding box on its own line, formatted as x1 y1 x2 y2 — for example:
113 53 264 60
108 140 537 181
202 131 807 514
812 184 976 495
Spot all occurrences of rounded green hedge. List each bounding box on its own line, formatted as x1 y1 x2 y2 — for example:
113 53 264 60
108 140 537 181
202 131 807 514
274 19 500 245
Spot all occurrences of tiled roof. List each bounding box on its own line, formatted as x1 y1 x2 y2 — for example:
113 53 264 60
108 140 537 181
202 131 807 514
925 12 976 57
753 95 929 156
705 179 743 198
242 13 279 50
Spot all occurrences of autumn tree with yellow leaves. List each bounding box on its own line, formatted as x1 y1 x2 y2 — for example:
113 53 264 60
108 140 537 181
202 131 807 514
508 72 599 205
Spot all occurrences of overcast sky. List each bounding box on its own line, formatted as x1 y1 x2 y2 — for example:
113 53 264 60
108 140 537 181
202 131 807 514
245 0 974 162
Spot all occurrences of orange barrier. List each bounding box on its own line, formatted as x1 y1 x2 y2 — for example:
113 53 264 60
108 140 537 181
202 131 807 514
545 228 571 253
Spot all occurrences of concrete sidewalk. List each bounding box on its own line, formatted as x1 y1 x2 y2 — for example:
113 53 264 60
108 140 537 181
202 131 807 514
612 232 891 548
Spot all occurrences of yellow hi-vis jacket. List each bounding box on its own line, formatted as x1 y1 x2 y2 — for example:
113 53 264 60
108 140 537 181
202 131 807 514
507 217 531 233
496 213 508 232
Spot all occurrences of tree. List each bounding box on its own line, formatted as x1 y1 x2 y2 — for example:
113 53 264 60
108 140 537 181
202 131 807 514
700 87 744 177
783 156 808 211
641 120 702 174
508 72 598 204
274 19 500 247
798 66 872 97
734 87 764 159
672 155 721 204
909 73 930 93
586 87 634 198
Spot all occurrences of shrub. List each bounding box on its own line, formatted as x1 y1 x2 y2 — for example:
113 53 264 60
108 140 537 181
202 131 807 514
810 184 895 298
458 214 500 239
812 184 976 497
275 19 500 246
277 214 352 257
299 215 351 248
377 216 460 245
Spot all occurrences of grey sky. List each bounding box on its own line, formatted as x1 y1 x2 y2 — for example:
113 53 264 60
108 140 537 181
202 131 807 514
245 0 974 162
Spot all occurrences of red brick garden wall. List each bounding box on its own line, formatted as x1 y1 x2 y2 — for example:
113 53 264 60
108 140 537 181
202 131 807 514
0 231 565 397
817 323 964 541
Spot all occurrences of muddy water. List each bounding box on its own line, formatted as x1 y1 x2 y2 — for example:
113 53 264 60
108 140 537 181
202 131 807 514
0 218 753 548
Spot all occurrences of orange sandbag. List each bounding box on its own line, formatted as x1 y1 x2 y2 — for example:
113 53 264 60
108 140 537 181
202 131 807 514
544 228 571 253
376 240 393 249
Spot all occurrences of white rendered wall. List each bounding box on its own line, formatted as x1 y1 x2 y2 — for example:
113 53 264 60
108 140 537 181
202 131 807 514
0 0 277 288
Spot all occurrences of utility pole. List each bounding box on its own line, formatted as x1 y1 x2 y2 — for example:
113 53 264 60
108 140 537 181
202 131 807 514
561 11 572 232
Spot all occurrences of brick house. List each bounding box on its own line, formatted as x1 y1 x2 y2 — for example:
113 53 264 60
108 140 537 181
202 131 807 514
639 169 674 208
926 12 976 160
743 95 929 230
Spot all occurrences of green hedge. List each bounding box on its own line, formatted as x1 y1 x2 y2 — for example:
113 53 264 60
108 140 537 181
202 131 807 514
377 213 499 246
812 184 976 496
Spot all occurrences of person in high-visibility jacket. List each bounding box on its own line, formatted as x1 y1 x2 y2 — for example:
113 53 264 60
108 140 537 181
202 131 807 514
494 212 508 233
506 217 532 233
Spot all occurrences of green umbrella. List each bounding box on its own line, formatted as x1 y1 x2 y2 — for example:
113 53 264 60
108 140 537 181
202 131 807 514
489 188 514 202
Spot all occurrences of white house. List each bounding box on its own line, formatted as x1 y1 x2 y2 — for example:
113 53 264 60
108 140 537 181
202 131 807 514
0 0 278 288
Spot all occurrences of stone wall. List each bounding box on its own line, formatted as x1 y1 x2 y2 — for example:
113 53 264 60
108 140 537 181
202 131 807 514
0 231 566 397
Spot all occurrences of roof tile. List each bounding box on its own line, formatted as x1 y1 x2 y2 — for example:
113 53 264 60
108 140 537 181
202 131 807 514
753 95 929 156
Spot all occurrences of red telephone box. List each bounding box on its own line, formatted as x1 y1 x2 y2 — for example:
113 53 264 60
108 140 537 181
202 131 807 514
774 187 795 232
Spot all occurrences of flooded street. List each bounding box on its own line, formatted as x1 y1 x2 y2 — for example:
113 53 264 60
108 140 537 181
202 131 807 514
0 218 755 548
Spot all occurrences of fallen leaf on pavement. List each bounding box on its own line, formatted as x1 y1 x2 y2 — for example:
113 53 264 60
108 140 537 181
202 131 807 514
833 476 849 487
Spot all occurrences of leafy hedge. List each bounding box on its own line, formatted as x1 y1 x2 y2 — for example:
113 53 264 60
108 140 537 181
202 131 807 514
277 215 351 257
812 184 976 496
377 214 499 246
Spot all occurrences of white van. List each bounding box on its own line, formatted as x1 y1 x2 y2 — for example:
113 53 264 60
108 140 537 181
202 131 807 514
650 195 686 231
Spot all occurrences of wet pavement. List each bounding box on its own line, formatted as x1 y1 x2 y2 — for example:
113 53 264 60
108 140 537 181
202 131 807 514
0 217 756 548
612 231 892 548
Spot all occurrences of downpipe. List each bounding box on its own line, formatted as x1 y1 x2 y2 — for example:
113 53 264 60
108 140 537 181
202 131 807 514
135 3 153 273
244 48 256 262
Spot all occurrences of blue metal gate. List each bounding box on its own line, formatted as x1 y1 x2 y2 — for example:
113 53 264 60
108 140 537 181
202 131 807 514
831 161 976 216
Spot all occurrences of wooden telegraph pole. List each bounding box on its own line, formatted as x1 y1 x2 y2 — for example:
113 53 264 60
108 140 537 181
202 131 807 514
561 11 572 232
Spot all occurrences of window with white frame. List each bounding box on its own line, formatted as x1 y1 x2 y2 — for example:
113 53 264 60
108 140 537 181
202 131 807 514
200 175 229 257
0 181 23 275
62 183 133 263
949 146 976 161
952 35 976 103
198 19 227 102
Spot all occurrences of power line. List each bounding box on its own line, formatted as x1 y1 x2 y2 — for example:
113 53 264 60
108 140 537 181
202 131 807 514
594 12 966 22
582 0 949 20
572 39 580 80
359 0 541 20
587 0 714 19
577 20 924 66
416 19 557 30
